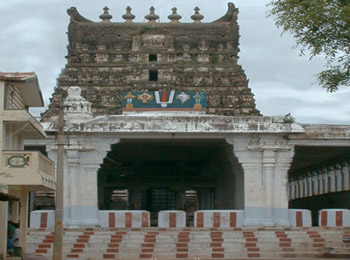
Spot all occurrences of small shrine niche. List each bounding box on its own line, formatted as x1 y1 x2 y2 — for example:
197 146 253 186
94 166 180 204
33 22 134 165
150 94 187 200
63 86 93 121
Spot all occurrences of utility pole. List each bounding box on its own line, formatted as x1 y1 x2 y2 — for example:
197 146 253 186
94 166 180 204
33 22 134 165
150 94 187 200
53 96 64 260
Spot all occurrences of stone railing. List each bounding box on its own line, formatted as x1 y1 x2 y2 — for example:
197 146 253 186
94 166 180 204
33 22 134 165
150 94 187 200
289 159 350 200
38 153 55 179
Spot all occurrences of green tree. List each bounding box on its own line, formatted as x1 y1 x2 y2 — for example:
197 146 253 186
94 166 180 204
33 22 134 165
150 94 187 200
268 0 350 92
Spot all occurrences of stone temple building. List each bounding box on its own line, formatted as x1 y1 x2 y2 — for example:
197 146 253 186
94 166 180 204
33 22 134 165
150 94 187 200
29 3 350 227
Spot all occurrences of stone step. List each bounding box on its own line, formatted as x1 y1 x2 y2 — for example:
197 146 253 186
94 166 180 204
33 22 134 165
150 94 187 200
26 227 350 259
26 231 345 237
58 251 350 259
27 239 349 246
30 243 347 250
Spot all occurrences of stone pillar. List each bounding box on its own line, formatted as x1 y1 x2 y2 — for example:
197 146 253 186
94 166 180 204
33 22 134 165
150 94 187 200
273 148 294 226
231 135 294 227
341 161 349 190
289 180 295 200
317 169 323 194
232 162 244 209
312 170 318 195
328 166 336 192
298 179 303 198
334 163 342 192
64 150 80 226
242 161 264 225
262 149 275 226
47 136 118 227
294 180 298 199
302 175 308 197
307 173 313 196
231 137 264 226
75 164 100 226
322 167 329 193
73 137 118 226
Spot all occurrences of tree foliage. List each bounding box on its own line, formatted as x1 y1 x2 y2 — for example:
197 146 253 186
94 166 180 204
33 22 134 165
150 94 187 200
268 0 350 92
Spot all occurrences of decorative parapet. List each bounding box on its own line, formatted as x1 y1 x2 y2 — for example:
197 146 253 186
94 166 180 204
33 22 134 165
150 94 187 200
145 7 159 23
122 6 135 23
43 114 305 134
168 8 182 24
289 124 350 140
191 7 204 23
99 7 112 23
67 3 237 24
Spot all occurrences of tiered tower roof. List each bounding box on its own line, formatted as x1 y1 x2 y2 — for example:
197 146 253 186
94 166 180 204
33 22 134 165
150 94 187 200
42 3 260 120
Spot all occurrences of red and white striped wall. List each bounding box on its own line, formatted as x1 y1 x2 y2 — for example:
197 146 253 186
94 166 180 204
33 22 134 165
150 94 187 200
194 210 244 228
319 209 350 227
158 210 186 228
288 209 312 227
30 210 55 228
98 210 150 228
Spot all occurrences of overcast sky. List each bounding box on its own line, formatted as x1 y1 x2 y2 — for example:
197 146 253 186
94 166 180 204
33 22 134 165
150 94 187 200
1 0 349 124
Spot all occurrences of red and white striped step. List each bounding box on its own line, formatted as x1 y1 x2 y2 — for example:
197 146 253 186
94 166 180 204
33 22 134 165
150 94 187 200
27 227 350 259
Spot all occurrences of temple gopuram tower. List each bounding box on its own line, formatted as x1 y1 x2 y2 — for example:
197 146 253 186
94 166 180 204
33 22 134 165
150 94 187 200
42 3 260 119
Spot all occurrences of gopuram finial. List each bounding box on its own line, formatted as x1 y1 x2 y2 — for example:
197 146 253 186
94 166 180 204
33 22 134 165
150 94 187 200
99 6 112 22
122 6 135 23
168 7 182 23
145 6 159 23
191 7 204 23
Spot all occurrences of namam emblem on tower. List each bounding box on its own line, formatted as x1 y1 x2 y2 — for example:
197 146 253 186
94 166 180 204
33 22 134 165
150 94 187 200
154 90 176 108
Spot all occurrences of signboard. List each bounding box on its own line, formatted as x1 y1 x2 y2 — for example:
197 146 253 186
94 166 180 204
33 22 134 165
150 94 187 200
122 91 206 111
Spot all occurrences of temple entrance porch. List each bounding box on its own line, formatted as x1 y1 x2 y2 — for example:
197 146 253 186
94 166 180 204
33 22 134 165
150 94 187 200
97 139 244 226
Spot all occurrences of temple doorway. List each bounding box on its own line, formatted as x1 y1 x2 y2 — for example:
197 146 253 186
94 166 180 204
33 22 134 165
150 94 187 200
97 138 244 226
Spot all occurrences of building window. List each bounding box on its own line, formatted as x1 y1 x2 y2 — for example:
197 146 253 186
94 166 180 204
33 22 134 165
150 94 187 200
149 54 157 62
24 145 48 156
149 70 158 81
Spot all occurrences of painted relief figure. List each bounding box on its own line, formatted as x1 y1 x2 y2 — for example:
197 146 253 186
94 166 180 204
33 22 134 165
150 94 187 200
124 92 136 109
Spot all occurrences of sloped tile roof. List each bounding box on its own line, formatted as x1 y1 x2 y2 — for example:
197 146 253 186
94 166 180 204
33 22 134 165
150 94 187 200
0 72 36 82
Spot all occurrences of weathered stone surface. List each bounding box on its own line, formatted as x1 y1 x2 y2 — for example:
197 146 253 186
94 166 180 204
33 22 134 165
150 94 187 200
41 3 260 120
43 113 304 134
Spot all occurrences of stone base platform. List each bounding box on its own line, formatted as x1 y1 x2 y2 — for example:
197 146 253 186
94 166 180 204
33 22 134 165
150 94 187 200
26 227 350 260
